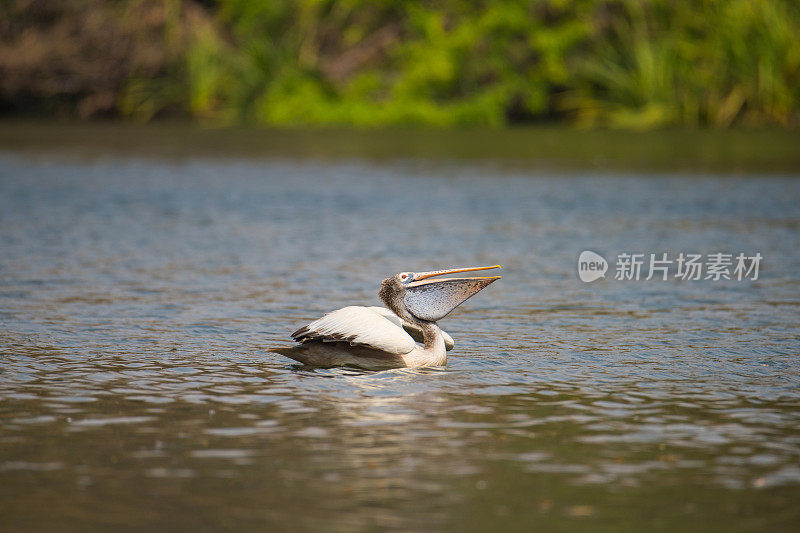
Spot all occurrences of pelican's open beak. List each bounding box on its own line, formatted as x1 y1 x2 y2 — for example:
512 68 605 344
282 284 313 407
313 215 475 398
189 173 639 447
404 265 501 322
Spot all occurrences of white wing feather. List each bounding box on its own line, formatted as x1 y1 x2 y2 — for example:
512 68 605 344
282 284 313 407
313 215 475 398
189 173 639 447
367 306 455 351
367 306 405 327
292 306 416 355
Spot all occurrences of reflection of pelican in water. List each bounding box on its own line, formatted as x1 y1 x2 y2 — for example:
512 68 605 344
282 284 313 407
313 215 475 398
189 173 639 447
274 266 500 370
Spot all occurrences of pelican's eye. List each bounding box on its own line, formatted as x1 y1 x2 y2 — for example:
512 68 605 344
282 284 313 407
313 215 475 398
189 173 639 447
398 272 414 284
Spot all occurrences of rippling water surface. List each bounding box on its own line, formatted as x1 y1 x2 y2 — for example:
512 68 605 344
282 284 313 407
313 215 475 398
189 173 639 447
1 145 799 530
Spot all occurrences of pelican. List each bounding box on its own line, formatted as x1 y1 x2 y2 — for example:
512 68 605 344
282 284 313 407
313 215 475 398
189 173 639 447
273 265 501 370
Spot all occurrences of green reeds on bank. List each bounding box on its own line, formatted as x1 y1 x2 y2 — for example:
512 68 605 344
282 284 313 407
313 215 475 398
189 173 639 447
12 0 800 129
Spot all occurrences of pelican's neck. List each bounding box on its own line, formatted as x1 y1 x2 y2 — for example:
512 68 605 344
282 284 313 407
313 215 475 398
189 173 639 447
414 320 446 366
417 321 440 349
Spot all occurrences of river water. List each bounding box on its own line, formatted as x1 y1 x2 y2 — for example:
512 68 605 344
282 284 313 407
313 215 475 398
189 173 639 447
1 135 799 530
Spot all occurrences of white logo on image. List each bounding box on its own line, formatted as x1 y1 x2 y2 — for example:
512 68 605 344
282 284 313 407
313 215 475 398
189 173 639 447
578 251 608 283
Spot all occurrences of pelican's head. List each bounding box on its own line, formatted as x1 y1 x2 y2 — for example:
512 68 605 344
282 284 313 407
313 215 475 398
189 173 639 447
379 265 501 324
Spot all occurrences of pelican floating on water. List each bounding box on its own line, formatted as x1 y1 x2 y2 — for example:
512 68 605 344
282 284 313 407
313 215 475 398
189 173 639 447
273 265 501 370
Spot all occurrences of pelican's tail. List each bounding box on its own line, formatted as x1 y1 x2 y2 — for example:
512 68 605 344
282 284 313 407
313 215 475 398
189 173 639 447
270 346 313 365
270 344 345 367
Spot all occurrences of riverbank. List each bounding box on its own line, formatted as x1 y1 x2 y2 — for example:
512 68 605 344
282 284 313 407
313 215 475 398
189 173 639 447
1 120 799 174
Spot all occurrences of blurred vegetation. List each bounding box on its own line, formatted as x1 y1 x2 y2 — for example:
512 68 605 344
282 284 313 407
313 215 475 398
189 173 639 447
0 0 210 118
2 0 799 128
